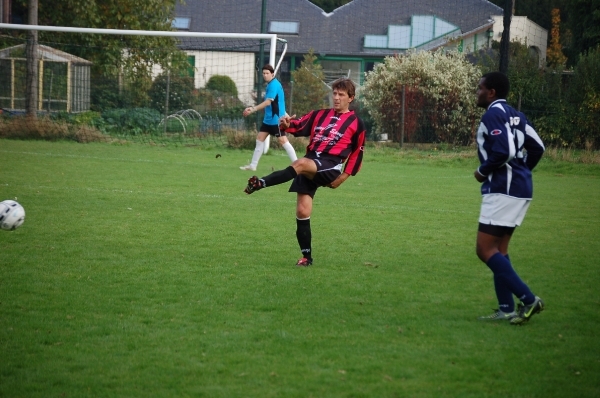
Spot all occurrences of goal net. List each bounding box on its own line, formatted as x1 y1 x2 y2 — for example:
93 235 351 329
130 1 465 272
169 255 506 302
0 23 287 147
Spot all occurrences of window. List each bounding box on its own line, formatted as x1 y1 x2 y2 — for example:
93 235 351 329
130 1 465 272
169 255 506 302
364 35 388 49
186 56 195 78
364 16 459 50
268 21 299 35
172 17 191 30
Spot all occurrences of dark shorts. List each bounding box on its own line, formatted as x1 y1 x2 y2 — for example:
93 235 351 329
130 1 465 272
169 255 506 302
478 222 516 237
289 154 343 198
260 123 286 137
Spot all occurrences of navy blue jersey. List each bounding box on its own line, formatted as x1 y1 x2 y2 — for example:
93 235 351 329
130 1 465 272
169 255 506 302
476 100 545 199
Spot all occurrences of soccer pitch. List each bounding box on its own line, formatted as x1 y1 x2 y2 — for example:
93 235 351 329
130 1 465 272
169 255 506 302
1 139 599 397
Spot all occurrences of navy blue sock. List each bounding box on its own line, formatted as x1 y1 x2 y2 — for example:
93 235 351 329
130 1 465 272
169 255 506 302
296 218 312 260
262 166 297 187
486 252 535 305
493 254 515 312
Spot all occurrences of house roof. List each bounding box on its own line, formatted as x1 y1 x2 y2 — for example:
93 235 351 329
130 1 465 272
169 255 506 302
175 0 502 57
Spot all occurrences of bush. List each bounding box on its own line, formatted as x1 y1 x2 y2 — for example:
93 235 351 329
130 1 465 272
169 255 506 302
363 50 482 145
99 108 162 136
194 89 247 121
567 45 600 148
206 75 238 96
0 115 106 143
148 74 195 114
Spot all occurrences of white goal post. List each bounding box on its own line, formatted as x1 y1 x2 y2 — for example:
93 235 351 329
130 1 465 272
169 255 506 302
0 23 287 152
0 23 282 69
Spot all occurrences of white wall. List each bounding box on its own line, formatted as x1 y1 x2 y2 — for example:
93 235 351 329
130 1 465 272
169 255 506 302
491 15 548 66
190 51 256 105
151 51 256 105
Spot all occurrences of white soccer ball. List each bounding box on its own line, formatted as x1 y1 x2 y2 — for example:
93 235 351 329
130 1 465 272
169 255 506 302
0 200 26 231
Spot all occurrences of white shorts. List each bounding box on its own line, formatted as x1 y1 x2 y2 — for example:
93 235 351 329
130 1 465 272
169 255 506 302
479 194 531 227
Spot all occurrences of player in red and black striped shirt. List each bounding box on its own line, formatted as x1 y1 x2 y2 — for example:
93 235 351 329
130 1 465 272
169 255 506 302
244 78 366 267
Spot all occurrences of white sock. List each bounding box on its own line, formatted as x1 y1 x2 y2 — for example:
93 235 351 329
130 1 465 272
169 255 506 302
250 140 265 167
282 142 297 162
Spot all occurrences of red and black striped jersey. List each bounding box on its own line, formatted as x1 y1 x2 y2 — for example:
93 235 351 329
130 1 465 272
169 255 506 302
284 109 366 176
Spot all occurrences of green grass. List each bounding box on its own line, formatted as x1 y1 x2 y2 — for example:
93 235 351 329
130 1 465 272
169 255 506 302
1 139 599 397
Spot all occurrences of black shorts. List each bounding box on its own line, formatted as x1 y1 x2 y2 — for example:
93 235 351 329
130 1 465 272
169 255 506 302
478 223 516 237
289 154 343 198
260 123 286 137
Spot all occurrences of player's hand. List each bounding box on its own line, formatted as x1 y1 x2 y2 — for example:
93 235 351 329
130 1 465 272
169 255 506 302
328 172 349 189
474 169 486 182
278 114 295 130
242 107 254 117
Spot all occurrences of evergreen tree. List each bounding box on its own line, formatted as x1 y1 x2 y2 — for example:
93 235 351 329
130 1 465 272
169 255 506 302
290 49 329 116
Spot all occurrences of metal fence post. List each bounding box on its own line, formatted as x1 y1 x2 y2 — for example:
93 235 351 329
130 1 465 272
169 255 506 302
400 84 405 148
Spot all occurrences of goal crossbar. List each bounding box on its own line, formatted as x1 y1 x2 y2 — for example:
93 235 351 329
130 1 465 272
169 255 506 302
0 23 281 67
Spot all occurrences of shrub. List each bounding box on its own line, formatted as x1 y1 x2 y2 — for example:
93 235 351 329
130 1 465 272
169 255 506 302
567 45 600 148
100 108 162 136
149 74 195 114
363 50 482 145
0 115 106 143
206 75 238 96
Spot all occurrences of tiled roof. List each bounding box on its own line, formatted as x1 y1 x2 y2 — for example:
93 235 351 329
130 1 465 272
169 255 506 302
175 0 502 57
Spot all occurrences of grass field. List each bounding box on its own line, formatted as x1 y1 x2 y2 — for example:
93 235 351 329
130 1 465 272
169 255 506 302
1 139 599 397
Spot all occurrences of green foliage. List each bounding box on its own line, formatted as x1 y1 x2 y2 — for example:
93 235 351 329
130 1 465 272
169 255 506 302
99 107 162 135
363 50 482 145
90 77 126 111
475 42 600 149
50 110 103 126
10 0 189 90
291 49 329 116
194 89 246 121
563 0 600 66
148 74 195 114
205 75 238 96
567 45 600 147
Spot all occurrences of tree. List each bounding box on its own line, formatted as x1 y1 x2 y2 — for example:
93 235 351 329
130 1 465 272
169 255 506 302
290 49 329 116
568 45 600 147
547 8 567 67
563 0 600 65
9 0 188 107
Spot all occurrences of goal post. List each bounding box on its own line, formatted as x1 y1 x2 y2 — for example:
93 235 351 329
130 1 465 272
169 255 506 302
0 23 287 148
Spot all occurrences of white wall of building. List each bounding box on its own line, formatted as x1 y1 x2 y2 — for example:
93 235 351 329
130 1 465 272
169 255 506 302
151 51 256 106
189 51 256 105
491 15 548 66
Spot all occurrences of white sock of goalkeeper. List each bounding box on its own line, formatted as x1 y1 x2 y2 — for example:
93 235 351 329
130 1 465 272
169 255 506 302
250 140 265 168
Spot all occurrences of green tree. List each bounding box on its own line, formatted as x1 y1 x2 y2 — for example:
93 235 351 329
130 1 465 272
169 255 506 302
563 0 600 65
568 45 600 147
290 49 329 116
6 0 188 108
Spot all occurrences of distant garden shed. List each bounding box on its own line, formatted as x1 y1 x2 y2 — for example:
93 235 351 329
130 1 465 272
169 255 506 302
0 44 91 113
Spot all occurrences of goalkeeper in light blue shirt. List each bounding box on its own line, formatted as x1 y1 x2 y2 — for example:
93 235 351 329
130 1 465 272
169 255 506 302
240 64 297 171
